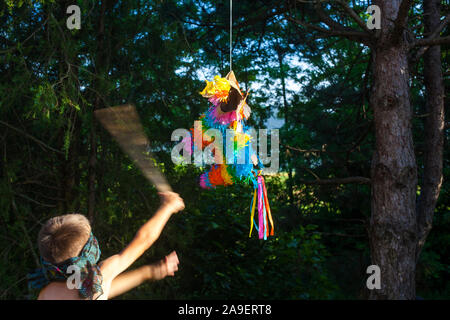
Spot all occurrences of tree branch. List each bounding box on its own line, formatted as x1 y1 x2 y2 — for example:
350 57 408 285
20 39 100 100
284 143 323 154
392 0 414 43
0 120 63 154
319 232 366 238
315 0 372 44
413 35 450 47
0 17 49 54
410 13 450 64
285 13 370 44
426 13 450 37
299 176 371 185
11 198 41 267
335 0 372 34
411 13 450 48
175 5 288 30
12 192 57 208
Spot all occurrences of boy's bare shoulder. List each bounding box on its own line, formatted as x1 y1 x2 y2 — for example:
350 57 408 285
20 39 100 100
38 282 82 300
38 280 111 300
36 258 117 300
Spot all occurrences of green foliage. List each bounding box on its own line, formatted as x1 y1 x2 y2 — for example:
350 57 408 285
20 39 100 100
110 175 337 300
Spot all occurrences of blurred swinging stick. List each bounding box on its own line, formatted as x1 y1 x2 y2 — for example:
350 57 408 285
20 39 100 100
95 104 172 192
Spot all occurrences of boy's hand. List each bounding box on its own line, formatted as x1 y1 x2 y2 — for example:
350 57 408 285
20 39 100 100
158 191 185 214
150 251 180 280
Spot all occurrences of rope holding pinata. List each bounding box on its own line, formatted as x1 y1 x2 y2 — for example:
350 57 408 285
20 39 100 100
182 1 274 239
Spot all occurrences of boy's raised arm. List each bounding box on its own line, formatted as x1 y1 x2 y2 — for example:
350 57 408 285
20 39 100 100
99 192 184 283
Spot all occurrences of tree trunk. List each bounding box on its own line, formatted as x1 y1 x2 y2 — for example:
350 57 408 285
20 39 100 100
277 49 295 204
369 0 418 299
416 0 445 261
87 121 97 222
57 0 79 214
88 0 108 223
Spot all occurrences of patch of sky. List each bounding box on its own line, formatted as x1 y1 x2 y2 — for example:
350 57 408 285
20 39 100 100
172 37 314 131
135 31 149 41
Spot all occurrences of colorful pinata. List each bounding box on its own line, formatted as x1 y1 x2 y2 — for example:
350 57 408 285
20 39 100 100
184 71 274 240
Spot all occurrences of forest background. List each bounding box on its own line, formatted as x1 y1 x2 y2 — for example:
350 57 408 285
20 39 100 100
0 0 448 299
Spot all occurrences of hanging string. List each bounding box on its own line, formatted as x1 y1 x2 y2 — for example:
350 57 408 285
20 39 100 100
229 0 232 71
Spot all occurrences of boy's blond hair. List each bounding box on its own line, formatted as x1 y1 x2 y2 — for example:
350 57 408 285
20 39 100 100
38 214 91 264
